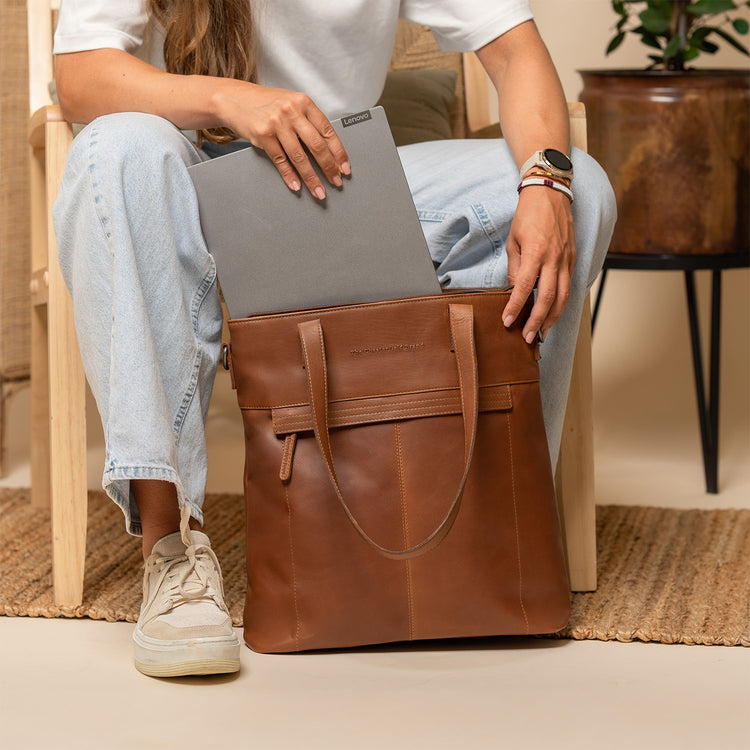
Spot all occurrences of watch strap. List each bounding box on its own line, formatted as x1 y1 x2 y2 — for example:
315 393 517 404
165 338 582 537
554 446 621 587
520 150 573 180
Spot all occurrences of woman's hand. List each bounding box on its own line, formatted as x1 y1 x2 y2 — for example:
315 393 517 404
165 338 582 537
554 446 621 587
475 22 575 341
55 49 350 200
501 186 576 344
214 81 351 199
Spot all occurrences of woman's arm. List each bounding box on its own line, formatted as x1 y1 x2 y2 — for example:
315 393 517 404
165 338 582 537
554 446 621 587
55 49 350 198
476 21 576 343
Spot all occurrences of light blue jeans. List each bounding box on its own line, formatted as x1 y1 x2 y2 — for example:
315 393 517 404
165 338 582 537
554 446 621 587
53 113 616 535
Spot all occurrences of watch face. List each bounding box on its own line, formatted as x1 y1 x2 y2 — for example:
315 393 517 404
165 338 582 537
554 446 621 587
543 149 573 172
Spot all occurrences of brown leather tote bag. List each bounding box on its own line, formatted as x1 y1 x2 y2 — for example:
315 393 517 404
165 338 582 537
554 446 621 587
226 289 571 653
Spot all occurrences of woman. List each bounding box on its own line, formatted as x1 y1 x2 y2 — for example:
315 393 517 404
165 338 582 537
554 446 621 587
52 0 616 677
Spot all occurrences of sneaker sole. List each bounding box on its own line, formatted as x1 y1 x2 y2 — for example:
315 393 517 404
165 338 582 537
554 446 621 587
133 629 241 677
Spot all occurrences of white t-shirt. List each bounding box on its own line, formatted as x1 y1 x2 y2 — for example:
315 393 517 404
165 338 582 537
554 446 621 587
54 0 533 118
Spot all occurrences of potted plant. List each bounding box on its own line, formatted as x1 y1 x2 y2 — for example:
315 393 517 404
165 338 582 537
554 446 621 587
579 0 750 256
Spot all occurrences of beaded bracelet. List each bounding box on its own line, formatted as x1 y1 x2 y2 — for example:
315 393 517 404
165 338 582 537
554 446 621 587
517 176 574 202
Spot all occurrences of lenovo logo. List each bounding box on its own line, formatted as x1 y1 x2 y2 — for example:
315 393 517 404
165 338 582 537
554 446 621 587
341 110 373 128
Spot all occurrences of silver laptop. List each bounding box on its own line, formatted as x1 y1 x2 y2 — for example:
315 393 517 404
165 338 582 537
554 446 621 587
188 106 441 318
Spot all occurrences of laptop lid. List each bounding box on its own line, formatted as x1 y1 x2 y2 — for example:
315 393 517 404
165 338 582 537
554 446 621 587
187 106 441 318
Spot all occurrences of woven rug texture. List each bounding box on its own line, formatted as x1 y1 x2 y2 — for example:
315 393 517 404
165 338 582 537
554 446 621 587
1 488 748 646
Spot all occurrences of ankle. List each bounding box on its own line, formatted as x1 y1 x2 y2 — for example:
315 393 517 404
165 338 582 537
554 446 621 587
133 479 203 559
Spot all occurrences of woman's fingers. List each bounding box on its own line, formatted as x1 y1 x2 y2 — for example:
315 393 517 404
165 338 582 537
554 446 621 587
501 187 575 343
247 91 350 199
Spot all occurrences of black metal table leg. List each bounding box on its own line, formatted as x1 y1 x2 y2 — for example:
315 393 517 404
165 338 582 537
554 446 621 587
708 270 722 493
591 268 608 333
684 270 722 493
591 254 746 494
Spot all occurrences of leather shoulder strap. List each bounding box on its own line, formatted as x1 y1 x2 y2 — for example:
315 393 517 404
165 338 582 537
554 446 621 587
297 303 479 560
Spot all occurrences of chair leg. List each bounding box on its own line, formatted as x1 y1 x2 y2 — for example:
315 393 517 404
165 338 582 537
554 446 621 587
45 121 88 606
0 379 6 478
30 306 51 509
555 293 597 592
30 306 51 508
30 144 51 508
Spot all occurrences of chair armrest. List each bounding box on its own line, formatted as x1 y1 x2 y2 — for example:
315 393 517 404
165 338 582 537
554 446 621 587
28 105 66 149
469 123 503 140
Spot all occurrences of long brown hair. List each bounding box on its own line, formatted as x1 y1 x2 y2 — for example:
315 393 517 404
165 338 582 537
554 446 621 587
149 0 255 145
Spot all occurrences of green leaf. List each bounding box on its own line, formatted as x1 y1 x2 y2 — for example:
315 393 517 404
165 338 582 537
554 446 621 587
639 7 671 34
612 1 627 16
633 26 665 49
650 0 674 12
607 31 626 54
663 34 684 60
712 26 750 54
733 18 750 34
695 38 720 53
691 26 714 40
647 54 665 68
688 0 737 16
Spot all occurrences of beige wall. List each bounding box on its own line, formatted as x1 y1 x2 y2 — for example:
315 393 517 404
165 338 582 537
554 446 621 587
532 0 750 100
532 0 750 499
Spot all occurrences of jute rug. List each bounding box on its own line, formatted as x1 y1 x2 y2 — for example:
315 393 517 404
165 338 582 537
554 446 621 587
1 488 748 646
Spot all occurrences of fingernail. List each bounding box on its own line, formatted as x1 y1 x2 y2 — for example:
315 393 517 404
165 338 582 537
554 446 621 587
524 330 536 345
291 180 301 192
333 174 343 188
341 161 351 176
314 187 326 200
503 315 514 328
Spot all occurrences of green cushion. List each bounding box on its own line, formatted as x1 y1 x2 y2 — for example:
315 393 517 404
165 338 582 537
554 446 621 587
377 68 457 147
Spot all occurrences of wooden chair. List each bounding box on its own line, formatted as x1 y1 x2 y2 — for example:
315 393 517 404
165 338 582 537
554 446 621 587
27 0 86 606
27 9 597 607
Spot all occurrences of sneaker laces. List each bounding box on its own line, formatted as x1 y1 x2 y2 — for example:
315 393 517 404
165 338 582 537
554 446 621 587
140 507 228 625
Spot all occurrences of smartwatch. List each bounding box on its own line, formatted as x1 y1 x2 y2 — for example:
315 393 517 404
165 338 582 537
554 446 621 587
520 149 574 180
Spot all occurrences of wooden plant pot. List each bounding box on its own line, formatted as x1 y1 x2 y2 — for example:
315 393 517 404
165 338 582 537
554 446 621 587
579 70 749 257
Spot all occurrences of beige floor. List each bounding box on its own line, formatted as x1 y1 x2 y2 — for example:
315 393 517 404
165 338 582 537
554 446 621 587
1 270 749 750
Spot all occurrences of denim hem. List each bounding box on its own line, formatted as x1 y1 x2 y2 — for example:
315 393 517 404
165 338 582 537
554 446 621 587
102 464 204 538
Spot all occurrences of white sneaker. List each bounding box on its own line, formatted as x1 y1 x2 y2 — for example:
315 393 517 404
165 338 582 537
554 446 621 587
133 528 240 677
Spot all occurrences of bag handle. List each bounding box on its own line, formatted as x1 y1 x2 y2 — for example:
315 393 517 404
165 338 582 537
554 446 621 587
297 303 479 561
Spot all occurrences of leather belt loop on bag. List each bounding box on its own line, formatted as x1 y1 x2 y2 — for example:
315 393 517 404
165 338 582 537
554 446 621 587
297 303 479 561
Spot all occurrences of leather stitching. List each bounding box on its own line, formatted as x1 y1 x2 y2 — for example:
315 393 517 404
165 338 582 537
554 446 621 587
271 391 511 432
284 483 301 651
316 325 330 440
279 433 296 482
241 382 533 411
274 401 510 434
452 308 469 461
395 423 415 640
300 323 343 517
227 290 513 328
506 412 529 633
